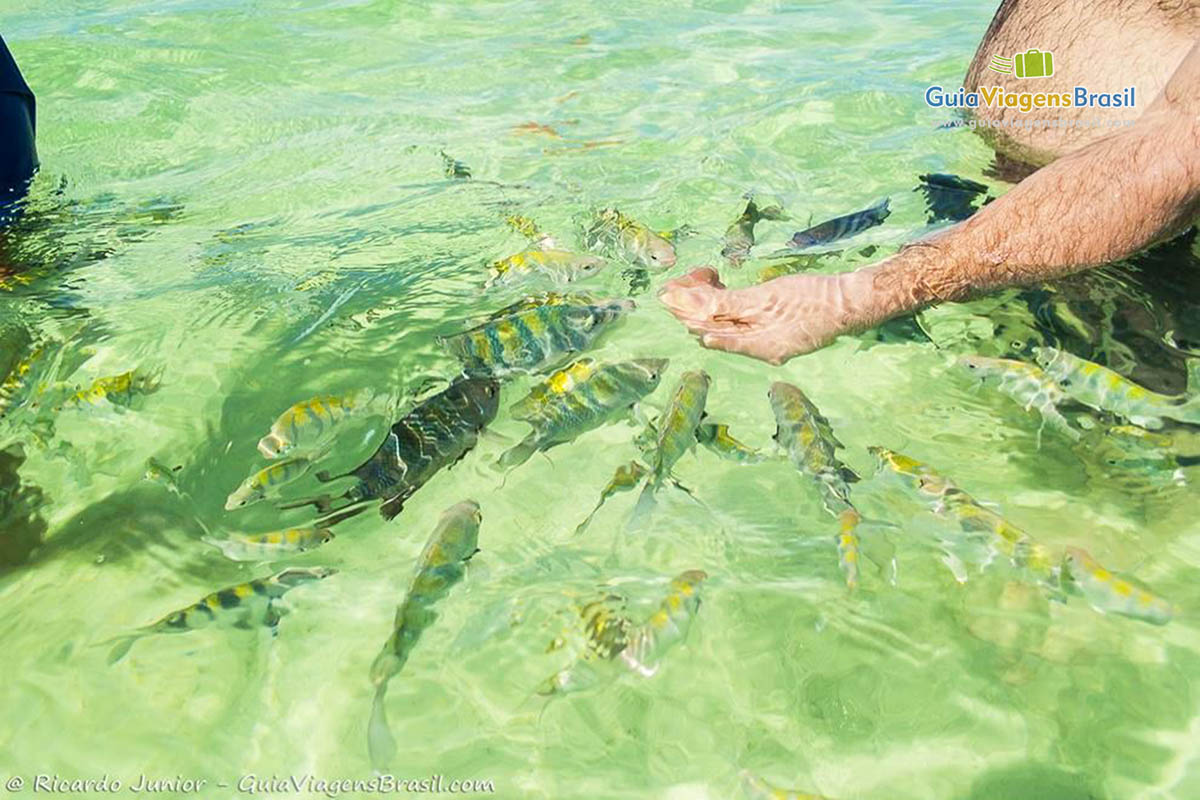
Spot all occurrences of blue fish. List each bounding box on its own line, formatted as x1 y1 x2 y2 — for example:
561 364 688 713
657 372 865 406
788 198 890 249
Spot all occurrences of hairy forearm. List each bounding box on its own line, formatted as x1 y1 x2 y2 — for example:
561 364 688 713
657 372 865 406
852 111 1200 326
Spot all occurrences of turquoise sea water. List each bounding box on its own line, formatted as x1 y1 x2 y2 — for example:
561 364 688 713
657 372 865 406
2 1 1200 798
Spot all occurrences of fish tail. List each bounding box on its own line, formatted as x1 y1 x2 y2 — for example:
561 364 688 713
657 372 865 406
626 482 658 531
574 504 602 536
367 685 397 772
870 196 891 221
496 437 537 470
1175 393 1200 423
102 634 143 665
758 204 786 221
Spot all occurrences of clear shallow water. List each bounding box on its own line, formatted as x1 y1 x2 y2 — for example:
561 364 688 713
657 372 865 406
2 1 1200 798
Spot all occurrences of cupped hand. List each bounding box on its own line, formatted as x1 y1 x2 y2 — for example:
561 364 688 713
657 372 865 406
657 266 874 365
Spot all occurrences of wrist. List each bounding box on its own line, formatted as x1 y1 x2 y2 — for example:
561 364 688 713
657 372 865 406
836 251 939 332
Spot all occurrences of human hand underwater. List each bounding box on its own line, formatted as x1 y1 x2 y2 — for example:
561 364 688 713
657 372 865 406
657 266 884 365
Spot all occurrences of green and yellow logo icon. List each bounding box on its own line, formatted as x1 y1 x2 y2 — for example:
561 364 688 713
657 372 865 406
989 49 1054 79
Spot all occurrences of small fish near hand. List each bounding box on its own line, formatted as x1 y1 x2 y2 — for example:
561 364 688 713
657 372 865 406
488 247 607 286
258 391 371 459
769 381 864 589
367 501 482 770
722 197 786 266
103 567 337 664
1034 347 1200 429
630 370 711 526
584 208 677 269
787 198 890 250
440 299 633 378
498 358 667 469
957 354 1080 443
284 378 499 522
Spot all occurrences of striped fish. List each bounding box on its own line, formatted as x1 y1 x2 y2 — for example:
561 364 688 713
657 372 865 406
722 197 786 266
1063 547 1173 625
485 291 599 321
225 455 320 511
440 299 633 377
539 596 634 696
257 391 369 459
957 354 1080 442
869 447 1058 588
915 172 989 223
63 367 163 409
368 501 481 769
575 460 649 534
584 208 677 269
631 370 711 523
204 527 335 561
1034 347 1200 429
618 569 707 677
509 358 599 421
740 771 834 800
788 198 890 249
0 345 43 418
695 423 763 463
489 248 607 285
499 358 667 468
103 567 337 664
288 378 499 521
770 382 862 589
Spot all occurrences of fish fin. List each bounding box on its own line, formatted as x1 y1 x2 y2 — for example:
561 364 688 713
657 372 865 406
856 519 899 585
367 686 397 772
379 494 407 521
574 506 601 536
102 634 143 665
264 601 282 633
626 483 658 531
1187 359 1200 396
277 493 334 514
758 205 787 221
941 552 969 584
496 437 538 470
839 465 860 484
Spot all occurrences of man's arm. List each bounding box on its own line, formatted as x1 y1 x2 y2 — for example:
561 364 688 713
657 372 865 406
660 42 1200 365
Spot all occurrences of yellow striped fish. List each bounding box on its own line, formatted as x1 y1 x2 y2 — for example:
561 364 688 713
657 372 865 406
225 453 324 511
103 567 337 664
1034 347 1200 429
204 527 335 561
63 366 163 409
1063 547 1173 625
257 392 367 458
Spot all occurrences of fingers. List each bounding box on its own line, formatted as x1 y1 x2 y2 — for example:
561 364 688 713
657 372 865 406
657 270 728 329
700 329 787 365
